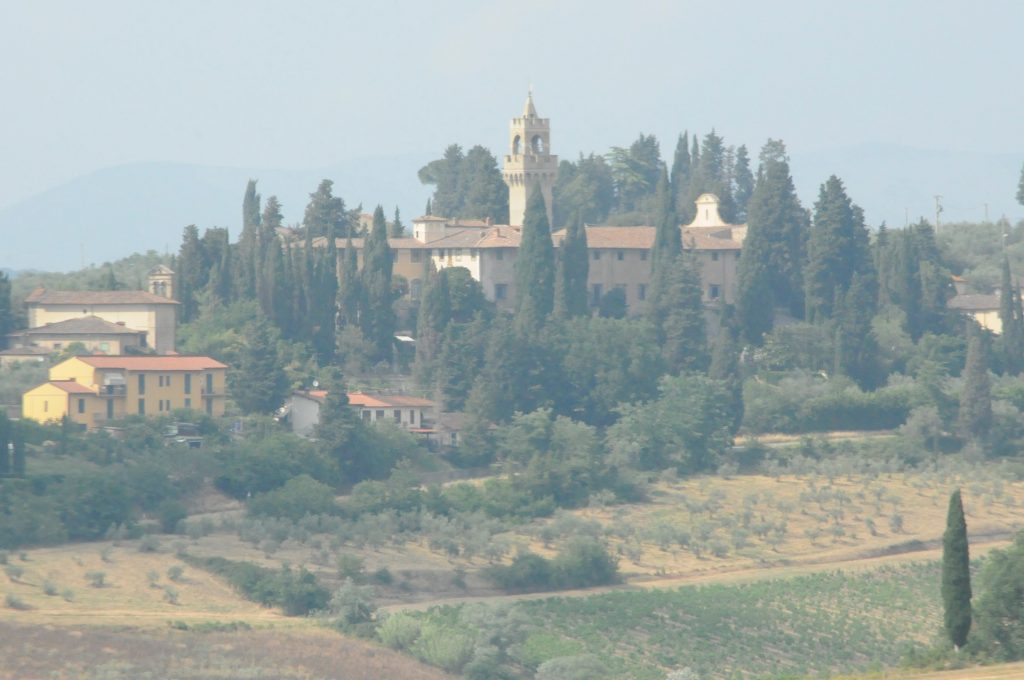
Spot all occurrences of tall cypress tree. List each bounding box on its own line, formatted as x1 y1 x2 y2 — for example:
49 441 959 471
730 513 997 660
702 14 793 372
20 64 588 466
735 140 807 343
805 176 872 323
942 489 972 650
959 324 992 443
256 196 284 318
554 210 590 318
733 145 754 222
834 272 881 389
415 267 451 386
177 225 205 322
0 271 14 340
514 184 555 331
999 256 1024 375
337 233 361 327
231 315 287 414
204 228 232 304
390 207 405 238
648 167 682 334
312 224 339 364
237 179 261 299
709 316 744 433
360 205 396 362
670 132 692 217
0 413 9 476
661 252 708 375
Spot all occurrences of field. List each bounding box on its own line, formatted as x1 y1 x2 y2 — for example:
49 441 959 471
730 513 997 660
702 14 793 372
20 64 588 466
404 560 945 679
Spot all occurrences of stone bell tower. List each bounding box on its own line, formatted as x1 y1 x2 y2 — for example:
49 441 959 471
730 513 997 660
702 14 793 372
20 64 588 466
503 91 558 227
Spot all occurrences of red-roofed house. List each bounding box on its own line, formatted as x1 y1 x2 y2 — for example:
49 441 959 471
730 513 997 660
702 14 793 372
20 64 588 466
22 354 227 428
284 389 435 438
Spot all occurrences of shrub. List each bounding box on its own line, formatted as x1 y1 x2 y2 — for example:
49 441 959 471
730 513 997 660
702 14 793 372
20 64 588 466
552 537 620 589
138 534 161 553
484 552 555 592
536 654 610 680
167 565 185 582
182 555 328 616
377 612 422 650
412 623 475 673
4 564 24 582
4 593 30 610
42 579 59 596
247 475 339 521
163 586 180 605
157 499 188 534
86 571 106 587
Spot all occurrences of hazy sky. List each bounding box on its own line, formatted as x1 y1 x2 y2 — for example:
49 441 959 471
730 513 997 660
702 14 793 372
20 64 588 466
3 0 1023 211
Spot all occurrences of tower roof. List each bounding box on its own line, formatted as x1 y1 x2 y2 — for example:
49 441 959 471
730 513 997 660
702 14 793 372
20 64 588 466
523 90 537 118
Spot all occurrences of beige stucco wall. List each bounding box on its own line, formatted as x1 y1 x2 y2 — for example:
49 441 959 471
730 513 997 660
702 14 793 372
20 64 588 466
478 249 519 311
28 303 177 354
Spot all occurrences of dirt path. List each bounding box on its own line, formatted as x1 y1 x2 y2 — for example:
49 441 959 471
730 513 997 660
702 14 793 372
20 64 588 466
382 532 1013 613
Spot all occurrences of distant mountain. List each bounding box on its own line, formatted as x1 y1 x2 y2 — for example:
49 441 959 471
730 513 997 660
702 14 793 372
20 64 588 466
0 155 434 272
2 145 1020 272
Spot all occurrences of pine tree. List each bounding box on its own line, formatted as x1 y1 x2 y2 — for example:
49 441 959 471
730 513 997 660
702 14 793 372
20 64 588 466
999 256 1024 375
514 184 556 331
425 198 432 216
733 145 754 222
360 205 396 362
237 179 261 299
735 140 808 343
177 224 205 322
942 489 972 650
959 324 992 443
231 315 287 414
554 211 590 318
460 146 510 223
0 271 14 339
418 144 464 218
805 176 872 323
661 253 708 374
303 179 347 238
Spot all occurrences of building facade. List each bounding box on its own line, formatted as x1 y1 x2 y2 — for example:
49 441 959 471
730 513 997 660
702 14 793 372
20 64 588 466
22 355 227 428
6 315 146 355
502 91 557 227
284 390 435 438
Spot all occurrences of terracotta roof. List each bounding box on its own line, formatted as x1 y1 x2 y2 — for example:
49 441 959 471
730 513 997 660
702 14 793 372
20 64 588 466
25 288 178 305
948 294 1000 311
293 390 433 408
47 380 97 395
72 355 227 371
19 316 146 336
552 226 656 249
413 215 449 222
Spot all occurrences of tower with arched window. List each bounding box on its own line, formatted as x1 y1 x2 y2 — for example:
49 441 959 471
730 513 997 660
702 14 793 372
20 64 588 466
503 91 557 227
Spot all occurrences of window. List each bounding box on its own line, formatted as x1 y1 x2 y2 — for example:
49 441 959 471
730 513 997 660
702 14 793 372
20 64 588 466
166 375 172 387
494 283 508 301
640 251 648 261
184 374 191 395
495 250 504 260
99 342 109 352
617 251 624 261
393 409 402 421
709 284 721 299
638 284 647 301
44 400 48 413
206 373 213 394
454 249 463 258
361 410 371 422
375 410 385 421
711 251 720 261
138 374 146 395
409 410 416 425
451 432 458 446
158 376 164 387
592 251 601 261
591 284 603 305
78 398 85 414
138 398 145 415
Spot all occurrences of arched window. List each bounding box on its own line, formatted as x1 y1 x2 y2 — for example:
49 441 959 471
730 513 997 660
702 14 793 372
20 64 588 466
512 135 521 155
531 135 545 153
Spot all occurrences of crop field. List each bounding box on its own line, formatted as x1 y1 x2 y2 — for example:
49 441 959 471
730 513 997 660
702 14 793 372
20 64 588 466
405 560 945 679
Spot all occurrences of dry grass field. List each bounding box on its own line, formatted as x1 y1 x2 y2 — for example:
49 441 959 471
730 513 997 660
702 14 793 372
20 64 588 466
841 662 1024 680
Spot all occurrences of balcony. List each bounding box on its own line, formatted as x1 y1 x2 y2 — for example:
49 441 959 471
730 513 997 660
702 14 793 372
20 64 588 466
99 385 126 397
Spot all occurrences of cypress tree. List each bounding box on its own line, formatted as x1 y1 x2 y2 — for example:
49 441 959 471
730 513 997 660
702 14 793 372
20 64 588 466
303 179 347 238
1017 162 1024 207
733 145 754 222
999 256 1024 375
360 205 396 362
648 167 681 333
670 132 692 216
554 210 590 318
237 179 261 299
942 489 972 650
231 315 287 414
11 422 25 477
735 141 807 343
177 224 205 322
0 413 10 476
514 184 556 331
415 267 451 386
709 317 744 433
959 324 992 443
390 207 405 238
661 252 708 374
203 228 232 304
0 271 14 339
805 176 872 323
256 196 284 318
312 224 339 364
833 272 881 389
337 233 361 327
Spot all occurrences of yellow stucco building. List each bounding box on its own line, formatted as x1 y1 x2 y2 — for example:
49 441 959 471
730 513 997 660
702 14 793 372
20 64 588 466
22 355 228 429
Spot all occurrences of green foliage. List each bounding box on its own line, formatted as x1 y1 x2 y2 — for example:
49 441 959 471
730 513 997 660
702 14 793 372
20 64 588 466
183 555 328 616
554 212 589 319
515 185 556 331
941 489 972 649
247 474 339 521
959 326 993 443
607 134 662 214
536 654 610 680
485 538 619 593
0 271 14 339
215 432 338 499
419 144 509 223
609 374 733 473
659 252 708 374
329 578 377 628
378 611 422 650
360 205 396 363
228 313 288 415
552 154 615 228
973 531 1024 660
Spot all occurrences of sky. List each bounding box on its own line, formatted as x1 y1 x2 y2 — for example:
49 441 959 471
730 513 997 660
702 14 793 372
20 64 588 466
2 0 1023 216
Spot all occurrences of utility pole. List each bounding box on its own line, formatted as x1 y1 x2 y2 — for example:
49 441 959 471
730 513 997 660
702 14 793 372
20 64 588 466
934 195 944 232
